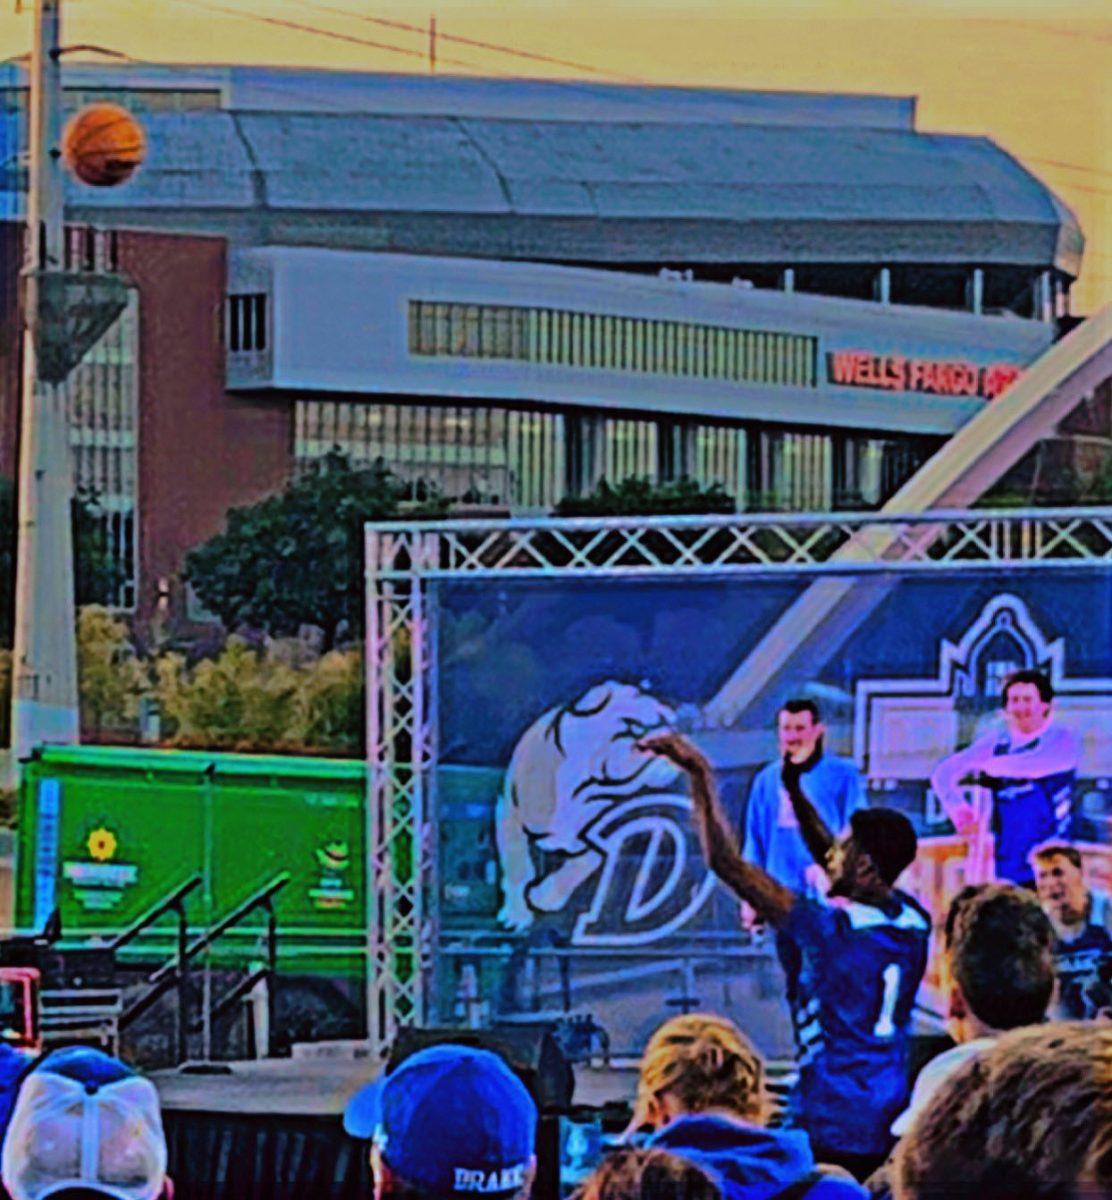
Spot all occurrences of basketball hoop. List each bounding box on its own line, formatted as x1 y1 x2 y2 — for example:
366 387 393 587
22 269 129 384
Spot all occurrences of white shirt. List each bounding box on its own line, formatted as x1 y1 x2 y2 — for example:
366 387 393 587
890 1037 996 1136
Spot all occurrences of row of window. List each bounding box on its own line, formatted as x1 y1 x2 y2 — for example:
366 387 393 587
408 301 818 388
65 291 140 610
295 399 932 514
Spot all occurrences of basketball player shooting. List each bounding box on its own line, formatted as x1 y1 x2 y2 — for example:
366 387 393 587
639 732 929 1180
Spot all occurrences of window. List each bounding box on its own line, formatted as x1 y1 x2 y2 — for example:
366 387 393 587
66 290 140 608
408 301 817 389
750 429 834 512
225 293 267 353
295 400 565 511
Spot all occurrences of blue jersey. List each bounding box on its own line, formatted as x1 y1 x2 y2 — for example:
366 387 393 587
782 892 930 1156
1053 923 1112 1021
932 721 1079 886
988 730 1076 884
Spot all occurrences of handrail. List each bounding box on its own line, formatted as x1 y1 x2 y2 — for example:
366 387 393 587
109 875 203 953
186 872 291 961
146 873 291 990
120 872 290 1064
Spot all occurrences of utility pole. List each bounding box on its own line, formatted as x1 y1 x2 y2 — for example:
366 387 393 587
429 15 436 74
9 0 79 780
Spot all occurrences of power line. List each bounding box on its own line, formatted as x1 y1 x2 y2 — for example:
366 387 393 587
970 17 1112 45
1023 156 1112 181
158 0 509 74
302 2 649 84
1052 180 1112 198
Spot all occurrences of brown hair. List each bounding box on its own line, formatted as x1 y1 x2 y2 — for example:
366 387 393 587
1030 842 1084 872
944 884 1055 1029
575 1149 720 1200
1001 668 1054 705
634 1013 766 1127
894 1021 1111 1200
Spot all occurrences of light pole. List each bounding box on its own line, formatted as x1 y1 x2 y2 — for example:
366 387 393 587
9 0 80 781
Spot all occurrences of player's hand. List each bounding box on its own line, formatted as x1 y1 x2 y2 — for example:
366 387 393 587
739 900 764 933
950 802 980 836
637 732 710 775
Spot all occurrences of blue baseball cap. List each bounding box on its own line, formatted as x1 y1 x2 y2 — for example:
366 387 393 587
344 1044 538 1198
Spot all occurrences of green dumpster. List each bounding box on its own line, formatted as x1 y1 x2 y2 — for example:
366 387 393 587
14 746 367 983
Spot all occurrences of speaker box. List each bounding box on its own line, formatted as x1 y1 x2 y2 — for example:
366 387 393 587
388 1024 574 1112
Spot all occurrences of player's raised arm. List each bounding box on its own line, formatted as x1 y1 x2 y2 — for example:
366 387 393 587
930 733 994 835
780 755 835 871
639 733 793 927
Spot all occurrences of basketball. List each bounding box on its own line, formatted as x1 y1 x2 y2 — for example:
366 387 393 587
62 102 146 188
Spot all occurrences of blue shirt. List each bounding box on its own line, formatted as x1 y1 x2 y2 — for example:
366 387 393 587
743 755 866 896
987 729 1077 884
650 1113 867 1200
1052 923 1112 1020
782 892 931 1156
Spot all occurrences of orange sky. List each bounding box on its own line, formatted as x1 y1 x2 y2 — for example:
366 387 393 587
2 0 1109 313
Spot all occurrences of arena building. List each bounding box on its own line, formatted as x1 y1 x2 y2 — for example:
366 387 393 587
0 65 1102 632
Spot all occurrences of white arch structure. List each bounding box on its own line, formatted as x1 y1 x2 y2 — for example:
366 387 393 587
704 306 1112 728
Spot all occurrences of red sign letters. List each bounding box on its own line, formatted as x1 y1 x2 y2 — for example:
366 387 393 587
828 351 1022 401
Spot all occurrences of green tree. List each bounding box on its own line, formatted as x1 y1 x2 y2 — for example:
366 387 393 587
154 638 301 750
555 475 736 517
288 648 364 753
77 606 148 739
183 452 445 649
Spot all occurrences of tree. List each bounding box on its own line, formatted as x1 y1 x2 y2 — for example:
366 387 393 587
183 453 446 649
77 605 147 739
153 639 363 754
0 477 127 644
154 638 301 750
555 475 736 517
287 648 364 753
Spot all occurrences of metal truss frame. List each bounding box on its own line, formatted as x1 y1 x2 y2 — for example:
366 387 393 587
364 506 1112 1053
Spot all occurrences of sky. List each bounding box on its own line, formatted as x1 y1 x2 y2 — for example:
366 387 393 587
1 0 1109 313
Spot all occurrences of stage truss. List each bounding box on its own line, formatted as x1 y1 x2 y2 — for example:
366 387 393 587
364 506 1112 1054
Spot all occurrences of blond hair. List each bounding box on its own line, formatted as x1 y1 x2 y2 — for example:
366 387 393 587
633 1013 766 1127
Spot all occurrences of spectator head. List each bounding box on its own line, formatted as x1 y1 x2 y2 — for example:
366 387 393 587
344 1044 537 1200
575 1148 721 1200
943 883 1055 1037
893 1021 1110 1200
630 1013 766 1133
777 699 824 764
826 807 917 899
1 1047 170 1200
1031 843 1091 930
1001 670 1054 735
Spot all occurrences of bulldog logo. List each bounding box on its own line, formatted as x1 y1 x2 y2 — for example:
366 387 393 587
496 681 714 943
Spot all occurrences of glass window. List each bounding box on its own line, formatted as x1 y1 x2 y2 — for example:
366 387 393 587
405 300 816 386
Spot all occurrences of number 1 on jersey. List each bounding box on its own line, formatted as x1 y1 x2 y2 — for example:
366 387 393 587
873 963 902 1038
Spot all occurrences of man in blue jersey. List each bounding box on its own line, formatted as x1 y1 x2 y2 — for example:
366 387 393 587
931 669 1080 886
742 700 866 1054
1032 842 1112 1020
642 732 928 1183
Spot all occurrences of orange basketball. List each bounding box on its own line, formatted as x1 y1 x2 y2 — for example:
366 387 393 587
62 102 146 188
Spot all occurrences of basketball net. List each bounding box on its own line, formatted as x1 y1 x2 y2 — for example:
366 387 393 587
22 269 128 384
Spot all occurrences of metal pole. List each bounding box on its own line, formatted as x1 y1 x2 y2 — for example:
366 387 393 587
10 0 79 781
265 898 277 1057
201 762 215 1064
176 899 189 1065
